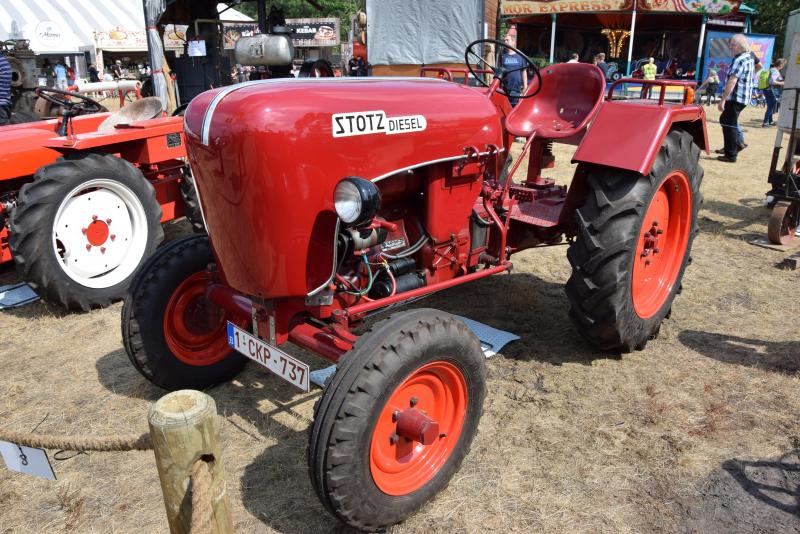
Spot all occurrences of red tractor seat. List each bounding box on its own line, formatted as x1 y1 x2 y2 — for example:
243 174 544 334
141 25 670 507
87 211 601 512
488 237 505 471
504 63 605 140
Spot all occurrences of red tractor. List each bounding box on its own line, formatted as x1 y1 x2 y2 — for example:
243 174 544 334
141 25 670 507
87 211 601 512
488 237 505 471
0 88 199 310
122 40 707 530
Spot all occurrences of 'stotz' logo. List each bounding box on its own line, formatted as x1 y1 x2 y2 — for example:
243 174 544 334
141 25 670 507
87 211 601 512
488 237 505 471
332 110 427 138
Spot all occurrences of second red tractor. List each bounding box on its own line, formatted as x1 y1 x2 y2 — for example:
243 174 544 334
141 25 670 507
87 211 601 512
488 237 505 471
122 39 707 530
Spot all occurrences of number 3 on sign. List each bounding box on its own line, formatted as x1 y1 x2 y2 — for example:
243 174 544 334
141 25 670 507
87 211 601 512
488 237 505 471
0 441 56 480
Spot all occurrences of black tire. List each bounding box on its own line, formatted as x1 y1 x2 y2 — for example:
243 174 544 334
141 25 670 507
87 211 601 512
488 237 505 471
121 234 247 391
565 129 702 351
179 172 206 233
9 153 163 311
10 110 40 124
308 309 486 531
298 58 335 78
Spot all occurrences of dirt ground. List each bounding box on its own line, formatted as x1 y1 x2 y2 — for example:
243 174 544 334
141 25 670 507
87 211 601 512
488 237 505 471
1 105 798 533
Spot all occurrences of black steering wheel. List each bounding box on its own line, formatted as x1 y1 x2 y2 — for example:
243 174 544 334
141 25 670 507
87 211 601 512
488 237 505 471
464 39 543 100
35 87 104 114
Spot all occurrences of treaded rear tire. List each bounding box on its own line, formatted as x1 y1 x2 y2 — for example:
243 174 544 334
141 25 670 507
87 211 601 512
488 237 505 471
179 172 206 233
9 153 163 311
121 234 247 391
565 129 703 351
308 309 486 531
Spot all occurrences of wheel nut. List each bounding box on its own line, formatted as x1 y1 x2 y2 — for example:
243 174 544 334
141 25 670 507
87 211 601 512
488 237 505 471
81 227 87 234
100 247 106 254
645 259 652 266
392 410 399 422
110 234 116 241
92 215 98 220
390 433 399 444
409 396 418 407
85 244 91 251
654 248 660 254
106 218 112 224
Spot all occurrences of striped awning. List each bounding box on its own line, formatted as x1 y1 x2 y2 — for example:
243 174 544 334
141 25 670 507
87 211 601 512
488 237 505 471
0 1 251 54
0 0 143 53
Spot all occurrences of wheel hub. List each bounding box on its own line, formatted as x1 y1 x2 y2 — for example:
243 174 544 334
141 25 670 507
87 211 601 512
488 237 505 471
393 405 440 446
640 221 663 263
84 218 110 246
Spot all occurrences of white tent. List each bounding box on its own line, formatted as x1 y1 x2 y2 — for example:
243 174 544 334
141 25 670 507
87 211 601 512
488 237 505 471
0 2 251 54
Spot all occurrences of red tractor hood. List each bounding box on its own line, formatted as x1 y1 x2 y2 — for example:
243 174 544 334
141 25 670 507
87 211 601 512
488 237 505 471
184 77 503 299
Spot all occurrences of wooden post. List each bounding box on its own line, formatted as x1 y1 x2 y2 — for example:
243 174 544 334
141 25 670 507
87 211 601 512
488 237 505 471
148 390 232 534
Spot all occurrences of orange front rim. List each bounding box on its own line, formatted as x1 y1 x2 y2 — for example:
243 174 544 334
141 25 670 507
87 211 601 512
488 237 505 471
632 171 692 319
369 361 468 496
163 272 236 366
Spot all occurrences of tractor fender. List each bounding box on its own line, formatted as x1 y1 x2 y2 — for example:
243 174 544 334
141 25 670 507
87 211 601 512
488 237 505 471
571 101 708 176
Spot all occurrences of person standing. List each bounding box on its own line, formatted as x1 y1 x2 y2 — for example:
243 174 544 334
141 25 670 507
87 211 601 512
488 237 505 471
643 57 657 81
348 56 358 76
698 69 720 105
88 63 100 83
594 53 609 80
0 52 12 126
567 53 579 63
54 61 68 90
500 34 527 106
716 34 754 163
762 58 785 127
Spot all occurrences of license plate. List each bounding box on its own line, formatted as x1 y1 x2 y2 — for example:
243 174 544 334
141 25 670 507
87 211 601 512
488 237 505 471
227 322 309 391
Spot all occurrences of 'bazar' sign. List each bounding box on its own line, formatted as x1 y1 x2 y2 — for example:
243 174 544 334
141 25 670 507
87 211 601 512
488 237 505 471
501 0 741 15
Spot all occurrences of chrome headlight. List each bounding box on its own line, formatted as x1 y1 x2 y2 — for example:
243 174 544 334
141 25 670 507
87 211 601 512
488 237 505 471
334 177 380 226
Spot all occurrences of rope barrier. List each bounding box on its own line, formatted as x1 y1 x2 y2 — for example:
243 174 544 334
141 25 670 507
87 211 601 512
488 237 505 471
191 460 214 534
0 429 216 533
0 431 152 451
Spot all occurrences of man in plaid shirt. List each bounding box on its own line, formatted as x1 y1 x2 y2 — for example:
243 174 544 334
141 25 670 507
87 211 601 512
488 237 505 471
717 34 754 163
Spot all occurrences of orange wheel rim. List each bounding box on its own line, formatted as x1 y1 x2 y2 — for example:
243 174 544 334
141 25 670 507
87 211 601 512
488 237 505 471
369 361 468 496
163 272 236 366
632 171 692 319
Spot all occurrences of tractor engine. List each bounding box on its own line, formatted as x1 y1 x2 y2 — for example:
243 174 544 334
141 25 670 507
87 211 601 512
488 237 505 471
2 39 38 113
183 77 504 306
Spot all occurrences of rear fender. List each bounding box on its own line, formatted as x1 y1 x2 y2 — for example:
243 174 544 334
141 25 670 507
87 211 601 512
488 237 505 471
561 103 707 230
571 101 708 176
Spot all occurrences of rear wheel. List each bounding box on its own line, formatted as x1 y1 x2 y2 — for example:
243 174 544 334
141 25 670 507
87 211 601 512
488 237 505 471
122 234 248 391
9 153 163 310
308 309 486 531
179 173 206 233
566 129 702 351
767 200 799 245
298 59 335 78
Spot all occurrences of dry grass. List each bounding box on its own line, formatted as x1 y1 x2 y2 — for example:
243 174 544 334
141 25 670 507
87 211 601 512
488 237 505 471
1 106 799 533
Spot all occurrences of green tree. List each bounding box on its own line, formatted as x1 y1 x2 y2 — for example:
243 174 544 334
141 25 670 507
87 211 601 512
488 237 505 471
749 0 794 58
235 0 363 39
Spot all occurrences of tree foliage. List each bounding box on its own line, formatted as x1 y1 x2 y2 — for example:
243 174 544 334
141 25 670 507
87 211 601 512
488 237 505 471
749 0 794 57
235 0 363 39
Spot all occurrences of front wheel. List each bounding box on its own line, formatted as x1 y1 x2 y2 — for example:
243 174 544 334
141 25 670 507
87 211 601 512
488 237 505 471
308 309 486 531
767 200 799 245
9 153 163 310
566 129 703 351
122 234 248 391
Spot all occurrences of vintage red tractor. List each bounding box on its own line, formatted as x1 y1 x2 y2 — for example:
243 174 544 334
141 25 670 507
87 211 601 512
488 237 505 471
0 88 200 310
122 40 707 530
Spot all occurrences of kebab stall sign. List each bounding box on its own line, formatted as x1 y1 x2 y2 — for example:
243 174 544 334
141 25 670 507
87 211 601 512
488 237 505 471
285 18 340 47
